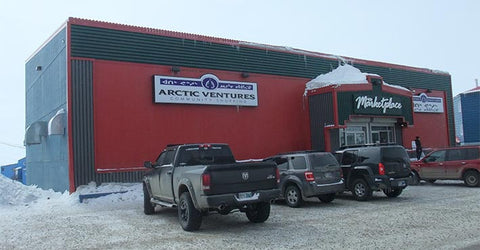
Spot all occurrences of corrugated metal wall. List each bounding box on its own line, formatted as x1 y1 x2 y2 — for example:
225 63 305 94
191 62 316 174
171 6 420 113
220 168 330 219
461 92 480 143
70 24 455 146
309 93 334 151
71 60 143 188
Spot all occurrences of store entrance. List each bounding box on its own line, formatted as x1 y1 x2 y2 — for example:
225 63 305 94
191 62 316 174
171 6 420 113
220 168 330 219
340 118 397 147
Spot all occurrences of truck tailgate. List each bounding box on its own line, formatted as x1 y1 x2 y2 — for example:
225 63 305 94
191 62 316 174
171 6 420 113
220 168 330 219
206 162 278 195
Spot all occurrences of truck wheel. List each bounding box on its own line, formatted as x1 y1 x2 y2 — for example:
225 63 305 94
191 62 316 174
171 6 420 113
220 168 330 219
178 192 202 231
246 202 270 223
351 178 372 201
143 183 155 215
285 185 303 208
383 188 403 198
318 193 335 203
464 170 479 187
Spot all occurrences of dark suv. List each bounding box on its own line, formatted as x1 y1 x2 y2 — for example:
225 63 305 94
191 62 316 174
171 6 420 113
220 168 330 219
264 151 344 207
335 145 411 201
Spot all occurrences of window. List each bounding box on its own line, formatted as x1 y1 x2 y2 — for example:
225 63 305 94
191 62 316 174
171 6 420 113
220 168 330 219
291 156 307 170
447 149 462 161
341 151 358 165
275 157 289 171
156 150 175 165
309 153 339 170
464 148 480 160
426 150 446 162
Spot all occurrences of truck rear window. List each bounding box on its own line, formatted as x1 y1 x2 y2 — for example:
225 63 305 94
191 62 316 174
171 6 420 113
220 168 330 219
178 146 236 165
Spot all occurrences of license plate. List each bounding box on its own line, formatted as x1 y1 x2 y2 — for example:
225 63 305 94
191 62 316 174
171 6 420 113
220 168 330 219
238 192 253 199
396 180 406 187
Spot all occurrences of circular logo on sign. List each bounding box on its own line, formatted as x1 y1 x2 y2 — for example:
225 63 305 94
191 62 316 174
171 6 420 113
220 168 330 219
420 93 428 103
202 77 218 90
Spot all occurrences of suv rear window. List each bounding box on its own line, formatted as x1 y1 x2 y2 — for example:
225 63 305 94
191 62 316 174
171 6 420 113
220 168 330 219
381 147 409 161
309 153 339 170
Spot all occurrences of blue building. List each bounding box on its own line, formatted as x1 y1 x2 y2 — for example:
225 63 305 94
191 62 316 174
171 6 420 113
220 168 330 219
454 85 480 145
1 158 27 184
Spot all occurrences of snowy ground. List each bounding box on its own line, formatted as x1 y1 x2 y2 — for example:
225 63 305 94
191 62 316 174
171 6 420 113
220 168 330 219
1 175 480 250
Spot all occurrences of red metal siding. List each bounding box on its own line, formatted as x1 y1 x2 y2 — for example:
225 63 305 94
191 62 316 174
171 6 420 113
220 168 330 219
92 60 310 171
402 89 450 149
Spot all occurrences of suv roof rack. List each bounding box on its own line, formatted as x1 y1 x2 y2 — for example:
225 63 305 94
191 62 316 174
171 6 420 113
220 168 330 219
276 150 325 155
338 143 399 150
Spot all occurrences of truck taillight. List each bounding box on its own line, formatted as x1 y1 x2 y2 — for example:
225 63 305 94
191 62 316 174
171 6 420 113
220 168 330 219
276 167 280 183
379 163 385 175
202 173 211 191
199 144 211 149
304 171 315 182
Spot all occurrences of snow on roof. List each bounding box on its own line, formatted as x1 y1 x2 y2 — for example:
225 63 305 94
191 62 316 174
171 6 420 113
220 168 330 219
463 86 480 94
305 64 410 95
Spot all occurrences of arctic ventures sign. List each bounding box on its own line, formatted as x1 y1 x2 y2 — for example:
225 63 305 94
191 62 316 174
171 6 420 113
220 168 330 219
413 93 444 113
353 94 403 115
153 74 258 106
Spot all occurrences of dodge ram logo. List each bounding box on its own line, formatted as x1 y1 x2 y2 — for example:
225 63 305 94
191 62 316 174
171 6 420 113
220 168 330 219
242 172 249 181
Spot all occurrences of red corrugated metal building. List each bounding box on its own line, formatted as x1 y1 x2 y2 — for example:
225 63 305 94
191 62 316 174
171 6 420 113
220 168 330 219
25 18 453 192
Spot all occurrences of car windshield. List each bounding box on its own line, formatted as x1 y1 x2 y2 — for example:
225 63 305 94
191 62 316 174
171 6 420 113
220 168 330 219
309 153 339 170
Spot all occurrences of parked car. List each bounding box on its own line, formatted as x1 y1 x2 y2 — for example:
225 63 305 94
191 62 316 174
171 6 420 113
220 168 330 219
407 148 432 162
335 145 411 201
263 151 344 207
410 146 480 187
143 143 280 231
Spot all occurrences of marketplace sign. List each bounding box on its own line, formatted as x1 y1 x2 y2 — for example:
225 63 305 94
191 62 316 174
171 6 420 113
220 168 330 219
153 74 258 107
353 94 404 115
413 93 444 113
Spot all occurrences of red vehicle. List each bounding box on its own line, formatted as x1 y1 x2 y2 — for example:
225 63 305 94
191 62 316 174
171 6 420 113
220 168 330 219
410 146 480 187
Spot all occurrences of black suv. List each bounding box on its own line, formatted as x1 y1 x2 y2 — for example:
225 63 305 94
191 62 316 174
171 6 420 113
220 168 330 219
335 145 411 201
264 151 344 207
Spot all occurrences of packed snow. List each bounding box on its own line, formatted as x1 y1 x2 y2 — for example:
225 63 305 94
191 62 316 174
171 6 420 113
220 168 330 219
2 174 480 249
304 64 410 95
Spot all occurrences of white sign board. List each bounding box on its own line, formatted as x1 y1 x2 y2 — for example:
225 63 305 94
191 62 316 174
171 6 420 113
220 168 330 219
154 74 258 107
413 93 444 113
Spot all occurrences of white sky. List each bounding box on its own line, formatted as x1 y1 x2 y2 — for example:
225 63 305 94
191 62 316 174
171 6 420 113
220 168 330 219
0 0 479 165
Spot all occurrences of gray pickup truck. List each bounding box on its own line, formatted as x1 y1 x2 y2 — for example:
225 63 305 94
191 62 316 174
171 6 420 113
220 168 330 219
143 143 280 231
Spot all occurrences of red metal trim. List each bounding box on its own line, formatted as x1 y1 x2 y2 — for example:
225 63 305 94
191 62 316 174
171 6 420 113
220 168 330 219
66 22 75 193
443 91 451 146
335 84 372 92
67 17 450 77
324 127 331 152
381 84 413 96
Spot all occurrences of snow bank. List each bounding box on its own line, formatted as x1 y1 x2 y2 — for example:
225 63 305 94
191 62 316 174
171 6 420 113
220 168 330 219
0 174 66 206
304 64 410 95
0 174 141 208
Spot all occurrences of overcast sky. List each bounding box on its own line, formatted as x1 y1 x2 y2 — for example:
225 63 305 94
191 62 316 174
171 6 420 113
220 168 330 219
0 0 479 165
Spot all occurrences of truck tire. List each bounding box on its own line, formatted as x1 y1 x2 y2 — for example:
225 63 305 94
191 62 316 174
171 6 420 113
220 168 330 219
318 193 336 203
285 185 303 208
464 170 479 187
351 178 372 201
246 202 270 223
178 192 202 231
383 188 403 198
143 183 155 215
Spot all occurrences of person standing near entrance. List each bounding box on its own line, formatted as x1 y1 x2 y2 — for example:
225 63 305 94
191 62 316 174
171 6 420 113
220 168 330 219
415 136 423 160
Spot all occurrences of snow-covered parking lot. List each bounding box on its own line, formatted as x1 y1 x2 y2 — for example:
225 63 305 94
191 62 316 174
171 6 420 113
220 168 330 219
1 176 480 250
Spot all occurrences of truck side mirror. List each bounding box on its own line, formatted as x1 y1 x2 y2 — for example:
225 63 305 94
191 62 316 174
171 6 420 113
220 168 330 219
144 161 153 169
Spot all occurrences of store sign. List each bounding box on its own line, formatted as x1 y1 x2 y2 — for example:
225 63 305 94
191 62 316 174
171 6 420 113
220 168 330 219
353 94 403 115
153 74 258 106
413 93 443 113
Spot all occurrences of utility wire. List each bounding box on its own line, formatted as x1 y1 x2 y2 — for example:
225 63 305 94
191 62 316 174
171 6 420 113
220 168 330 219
0 141 25 149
